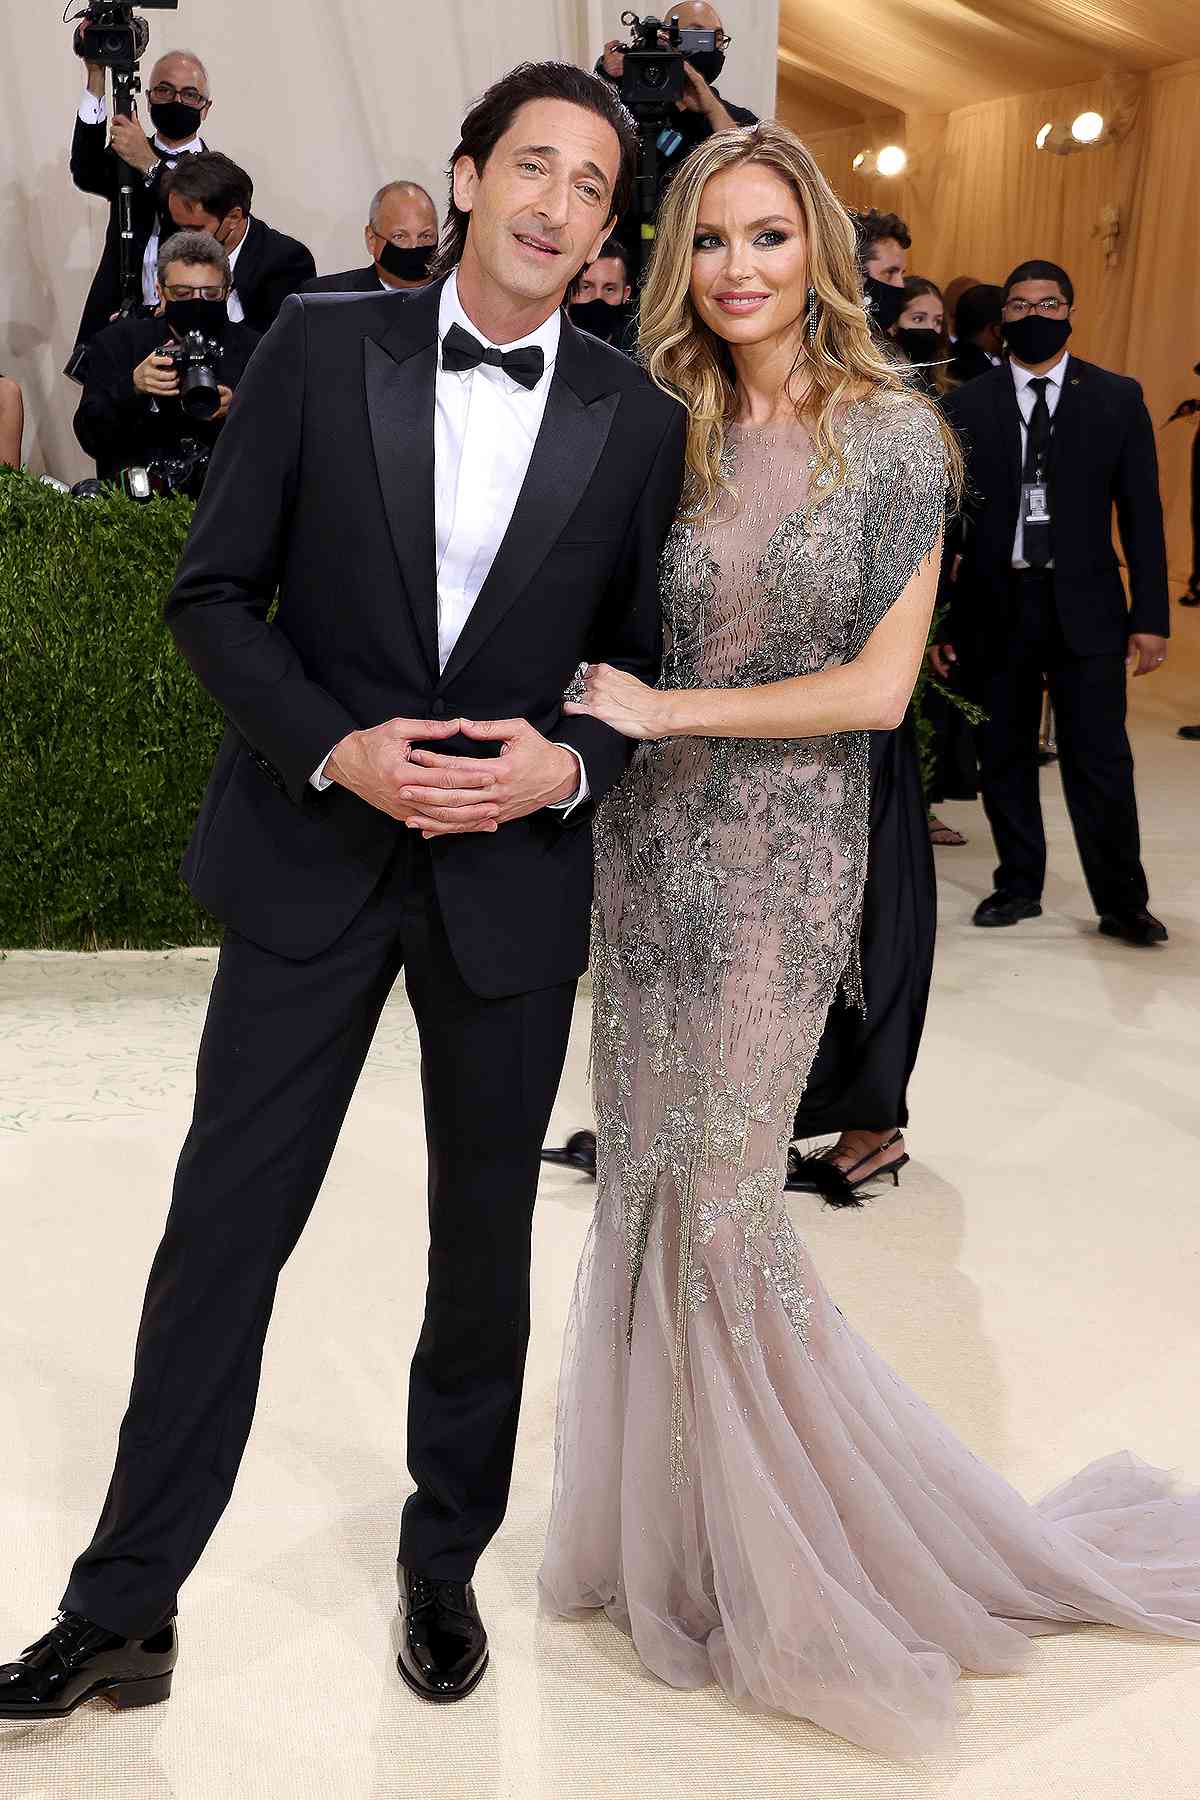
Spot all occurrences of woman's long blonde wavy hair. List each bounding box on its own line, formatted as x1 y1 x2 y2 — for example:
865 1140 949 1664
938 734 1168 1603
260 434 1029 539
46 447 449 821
639 121 963 518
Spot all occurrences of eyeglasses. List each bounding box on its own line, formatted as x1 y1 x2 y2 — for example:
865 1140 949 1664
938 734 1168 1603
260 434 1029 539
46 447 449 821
148 82 208 107
162 284 228 301
1003 297 1069 318
369 229 438 247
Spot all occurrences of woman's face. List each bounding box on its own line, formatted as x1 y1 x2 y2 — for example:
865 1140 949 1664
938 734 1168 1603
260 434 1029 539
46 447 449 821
688 163 808 350
894 293 944 335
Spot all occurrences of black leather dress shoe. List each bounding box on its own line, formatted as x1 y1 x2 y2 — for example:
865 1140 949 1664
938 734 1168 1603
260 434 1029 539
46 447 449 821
1098 908 1169 947
0 1611 177 1719
396 1565 488 1703
1179 724 1200 740
973 892 1043 928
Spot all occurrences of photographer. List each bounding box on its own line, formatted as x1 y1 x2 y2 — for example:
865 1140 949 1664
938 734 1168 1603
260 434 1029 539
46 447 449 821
598 3 756 253
164 153 316 334
303 181 440 294
72 47 214 348
73 230 259 487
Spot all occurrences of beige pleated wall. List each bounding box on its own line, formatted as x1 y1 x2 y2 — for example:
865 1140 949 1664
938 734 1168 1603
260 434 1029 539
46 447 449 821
793 61 1200 582
0 0 778 487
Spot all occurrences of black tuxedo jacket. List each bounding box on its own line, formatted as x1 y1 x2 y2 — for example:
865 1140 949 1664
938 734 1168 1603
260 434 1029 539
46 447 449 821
166 277 686 994
70 117 206 345
948 341 994 387
301 264 386 294
73 312 260 479
942 356 1169 659
229 217 317 334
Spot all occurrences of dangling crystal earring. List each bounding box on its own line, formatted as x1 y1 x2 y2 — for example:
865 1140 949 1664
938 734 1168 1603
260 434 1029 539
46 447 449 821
806 284 818 344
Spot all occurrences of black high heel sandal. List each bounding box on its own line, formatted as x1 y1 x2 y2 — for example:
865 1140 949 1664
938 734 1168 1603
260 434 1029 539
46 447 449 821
1180 578 1200 608
540 1129 597 1177
786 1131 909 1205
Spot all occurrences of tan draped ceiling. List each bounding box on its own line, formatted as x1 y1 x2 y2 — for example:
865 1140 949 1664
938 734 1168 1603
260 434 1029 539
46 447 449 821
777 0 1200 126
774 5 1200 581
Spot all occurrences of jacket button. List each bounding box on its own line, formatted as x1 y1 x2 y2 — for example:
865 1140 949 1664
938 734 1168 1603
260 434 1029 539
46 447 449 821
430 698 446 717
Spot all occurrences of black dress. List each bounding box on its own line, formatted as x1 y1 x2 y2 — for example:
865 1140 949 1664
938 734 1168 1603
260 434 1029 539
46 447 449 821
791 718 936 1136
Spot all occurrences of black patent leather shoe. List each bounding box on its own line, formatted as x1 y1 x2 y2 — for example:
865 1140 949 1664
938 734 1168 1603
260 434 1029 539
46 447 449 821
0 1611 177 1720
396 1565 488 1703
1178 724 1200 740
973 891 1043 928
1098 908 1169 947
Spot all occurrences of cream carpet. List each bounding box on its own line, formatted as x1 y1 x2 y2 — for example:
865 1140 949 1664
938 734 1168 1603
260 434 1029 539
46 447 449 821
2 620 1198 1799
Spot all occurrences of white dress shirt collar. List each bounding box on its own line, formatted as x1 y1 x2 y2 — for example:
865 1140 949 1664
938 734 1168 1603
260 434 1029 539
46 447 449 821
152 129 205 157
438 271 560 390
225 229 249 279
1010 350 1070 398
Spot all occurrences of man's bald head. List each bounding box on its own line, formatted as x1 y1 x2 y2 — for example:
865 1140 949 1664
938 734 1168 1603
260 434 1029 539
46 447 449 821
150 50 210 96
667 2 724 30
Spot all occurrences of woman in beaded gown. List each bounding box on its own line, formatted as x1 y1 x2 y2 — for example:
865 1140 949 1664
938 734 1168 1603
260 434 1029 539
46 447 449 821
537 124 1200 1760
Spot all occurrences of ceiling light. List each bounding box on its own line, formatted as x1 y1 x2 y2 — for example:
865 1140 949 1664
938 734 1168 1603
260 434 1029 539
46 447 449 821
876 144 907 177
1035 121 1053 150
1071 111 1105 143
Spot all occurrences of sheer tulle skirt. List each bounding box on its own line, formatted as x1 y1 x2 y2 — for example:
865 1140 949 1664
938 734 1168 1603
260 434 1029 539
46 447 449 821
538 1181 1200 1759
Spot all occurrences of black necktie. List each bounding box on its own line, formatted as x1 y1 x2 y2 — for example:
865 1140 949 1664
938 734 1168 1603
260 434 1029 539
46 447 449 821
440 321 545 391
1022 376 1052 569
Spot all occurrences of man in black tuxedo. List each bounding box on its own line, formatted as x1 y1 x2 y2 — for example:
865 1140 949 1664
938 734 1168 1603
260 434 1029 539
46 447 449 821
70 47 214 349
74 231 259 486
936 259 1169 947
303 180 439 295
0 62 684 1722
164 153 316 335
948 283 1003 387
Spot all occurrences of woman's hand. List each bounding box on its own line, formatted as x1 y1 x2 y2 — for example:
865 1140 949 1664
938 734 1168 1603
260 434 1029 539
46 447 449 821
563 664 675 741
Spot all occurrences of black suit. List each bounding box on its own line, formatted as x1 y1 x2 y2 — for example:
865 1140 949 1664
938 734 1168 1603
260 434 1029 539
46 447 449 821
948 341 995 387
60 277 686 1636
73 312 260 481
70 116 206 346
301 263 388 294
942 355 1168 915
227 217 317 334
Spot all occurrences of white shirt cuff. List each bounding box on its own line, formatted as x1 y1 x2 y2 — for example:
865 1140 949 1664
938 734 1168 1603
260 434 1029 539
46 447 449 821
79 91 107 125
311 750 335 791
546 746 588 817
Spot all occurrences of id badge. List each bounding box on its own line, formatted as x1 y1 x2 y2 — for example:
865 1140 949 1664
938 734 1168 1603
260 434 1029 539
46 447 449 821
1022 482 1051 524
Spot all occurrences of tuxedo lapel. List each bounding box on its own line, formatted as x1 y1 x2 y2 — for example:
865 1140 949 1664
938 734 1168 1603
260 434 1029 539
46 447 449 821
363 280 444 680
1048 355 1084 486
439 318 620 687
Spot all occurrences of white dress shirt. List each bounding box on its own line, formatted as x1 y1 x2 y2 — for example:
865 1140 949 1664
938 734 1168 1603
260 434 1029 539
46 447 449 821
223 231 247 323
78 90 205 310
1010 350 1069 568
311 271 586 810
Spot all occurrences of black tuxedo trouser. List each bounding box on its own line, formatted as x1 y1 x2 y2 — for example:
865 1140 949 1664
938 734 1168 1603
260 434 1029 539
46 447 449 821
61 831 576 1638
974 570 1149 916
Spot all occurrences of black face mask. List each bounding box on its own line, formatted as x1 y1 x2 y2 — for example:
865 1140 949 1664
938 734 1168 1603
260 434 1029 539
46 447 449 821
570 298 633 346
863 274 907 333
165 297 228 341
894 326 942 365
1003 313 1072 365
378 240 435 283
150 100 205 142
685 48 725 85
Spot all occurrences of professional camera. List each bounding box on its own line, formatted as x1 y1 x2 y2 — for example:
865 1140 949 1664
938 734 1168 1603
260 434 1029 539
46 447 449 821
120 438 211 500
617 10 719 115
70 0 179 72
160 330 224 421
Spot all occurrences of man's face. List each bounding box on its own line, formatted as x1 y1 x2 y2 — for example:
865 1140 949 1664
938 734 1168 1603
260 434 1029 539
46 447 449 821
1003 278 1073 322
157 260 227 318
453 98 620 306
366 188 438 267
168 193 246 249
576 255 631 306
664 3 724 40
148 54 212 125
864 236 906 286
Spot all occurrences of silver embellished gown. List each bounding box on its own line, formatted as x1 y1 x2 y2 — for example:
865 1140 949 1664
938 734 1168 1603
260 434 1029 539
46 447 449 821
538 396 1200 1758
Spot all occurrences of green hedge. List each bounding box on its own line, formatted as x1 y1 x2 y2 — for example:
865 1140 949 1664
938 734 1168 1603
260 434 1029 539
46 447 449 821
0 469 222 948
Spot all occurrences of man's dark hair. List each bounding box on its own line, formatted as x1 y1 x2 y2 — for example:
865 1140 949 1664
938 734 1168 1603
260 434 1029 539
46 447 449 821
157 228 231 290
954 281 1003 339
430 62 638 278
164 151 254 220
852 208 912 261
569 233 630 300
1002 259 1074 307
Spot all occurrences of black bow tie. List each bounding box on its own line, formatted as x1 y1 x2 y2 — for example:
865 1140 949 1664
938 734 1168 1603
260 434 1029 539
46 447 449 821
441 321 545 391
